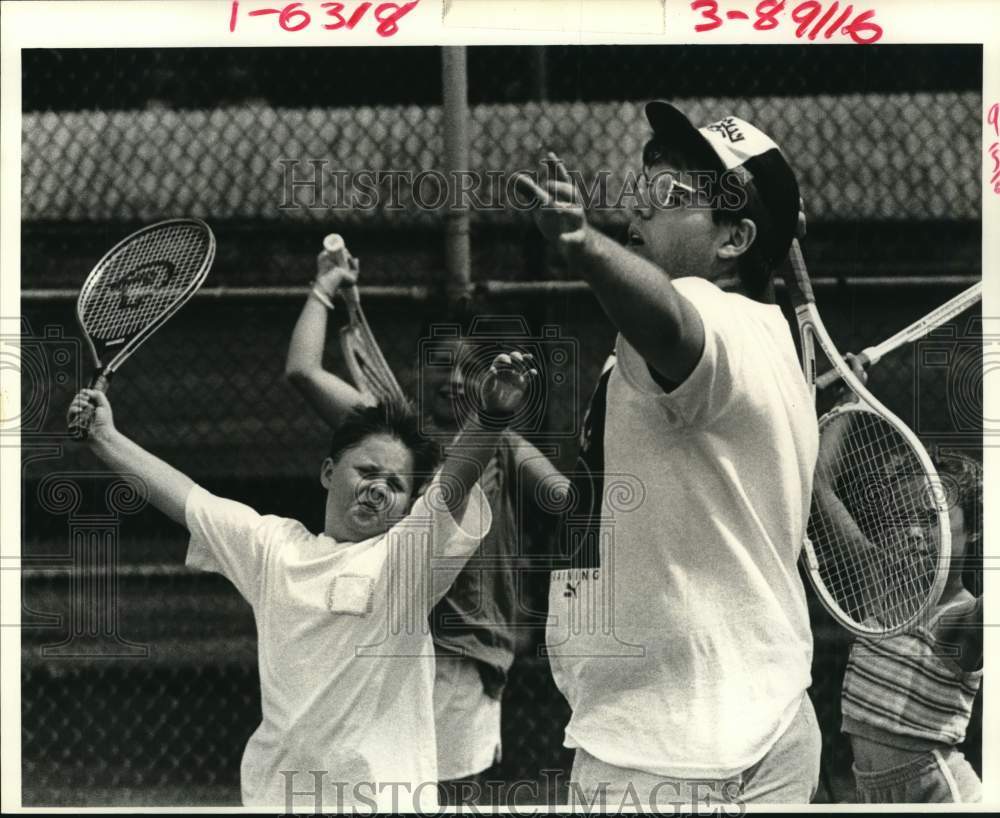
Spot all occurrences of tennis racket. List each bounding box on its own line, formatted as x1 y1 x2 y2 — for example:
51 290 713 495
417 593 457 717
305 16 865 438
817 282 982 390
788 239 951 637
68 218 216 440
323 234 408 406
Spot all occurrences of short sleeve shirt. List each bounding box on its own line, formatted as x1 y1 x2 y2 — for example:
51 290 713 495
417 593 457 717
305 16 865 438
185 476 492 810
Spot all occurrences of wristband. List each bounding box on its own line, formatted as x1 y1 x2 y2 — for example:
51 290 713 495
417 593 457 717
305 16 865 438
310 285 335 310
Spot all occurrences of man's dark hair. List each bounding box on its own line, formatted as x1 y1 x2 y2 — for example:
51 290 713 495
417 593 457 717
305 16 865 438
642 138 775 303
328 399 441 494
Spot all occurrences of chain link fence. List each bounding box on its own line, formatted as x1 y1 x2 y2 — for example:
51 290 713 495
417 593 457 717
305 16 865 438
21 45 982 287
18 44 983 806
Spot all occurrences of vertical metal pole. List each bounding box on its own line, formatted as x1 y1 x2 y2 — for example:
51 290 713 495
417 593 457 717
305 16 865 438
441 46 472 306
534 46 549 102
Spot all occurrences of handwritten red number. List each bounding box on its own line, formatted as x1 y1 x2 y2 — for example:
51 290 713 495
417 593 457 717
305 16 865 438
322 1 372 29
321 1 346 27
230 0 240 31
347 2 372 26
279 2 311 30
807 2 839 39
790 0 820 36
754 0 787 31
988 103 999 138
824 4 853 38
842 9 882 44
248 2 310 31
691 0 723 32
374 1 419 37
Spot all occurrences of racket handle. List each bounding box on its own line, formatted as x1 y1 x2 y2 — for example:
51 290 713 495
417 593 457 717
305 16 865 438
322 233 350 267
816 351 872 390
68 372 111 441
321 233 357 303
785 239 816 307
340 284 362 311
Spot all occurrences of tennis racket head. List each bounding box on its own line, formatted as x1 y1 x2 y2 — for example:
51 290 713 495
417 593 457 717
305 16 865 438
76 218 215 369
321 233 408 407
805 401 951 637
70 218 215 439
339 287 409 407
787 240 951 635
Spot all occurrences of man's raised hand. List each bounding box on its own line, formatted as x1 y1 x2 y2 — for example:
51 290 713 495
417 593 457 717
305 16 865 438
513 152 588 248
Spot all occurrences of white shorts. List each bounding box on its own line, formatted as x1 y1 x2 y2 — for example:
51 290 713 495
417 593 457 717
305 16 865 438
434 654 502 781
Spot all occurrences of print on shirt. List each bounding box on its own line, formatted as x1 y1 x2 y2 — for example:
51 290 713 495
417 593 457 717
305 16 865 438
327 574 375 616
556 363 613 573
546 358 646 657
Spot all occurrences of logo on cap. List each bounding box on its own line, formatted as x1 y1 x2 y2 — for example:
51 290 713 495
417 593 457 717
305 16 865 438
705 117 746 144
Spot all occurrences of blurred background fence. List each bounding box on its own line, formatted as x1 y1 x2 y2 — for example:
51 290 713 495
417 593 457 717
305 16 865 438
18 44 982 806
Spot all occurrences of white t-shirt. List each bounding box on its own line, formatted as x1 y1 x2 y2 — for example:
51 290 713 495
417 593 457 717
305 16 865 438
546 276 818 778
184 477 492 811
433 655 502 781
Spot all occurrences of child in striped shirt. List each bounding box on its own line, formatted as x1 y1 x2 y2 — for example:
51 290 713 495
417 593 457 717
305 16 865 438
839 451 983 803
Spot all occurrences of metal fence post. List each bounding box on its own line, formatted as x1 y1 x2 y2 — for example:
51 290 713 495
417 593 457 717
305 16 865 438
441 46 472 306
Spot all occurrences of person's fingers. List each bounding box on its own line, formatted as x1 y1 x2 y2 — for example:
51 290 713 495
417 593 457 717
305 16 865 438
317 251 336 275
546 152 573 185
509 351 536 377
81 389 110 410
513 172 551 206
542 180 579 205
845 353 868 384
317 264 356 291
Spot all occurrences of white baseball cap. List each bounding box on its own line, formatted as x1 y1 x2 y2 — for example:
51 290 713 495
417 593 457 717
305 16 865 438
645 101 800 266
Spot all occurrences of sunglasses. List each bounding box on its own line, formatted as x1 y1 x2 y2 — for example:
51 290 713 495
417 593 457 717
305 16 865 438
636 169 699 210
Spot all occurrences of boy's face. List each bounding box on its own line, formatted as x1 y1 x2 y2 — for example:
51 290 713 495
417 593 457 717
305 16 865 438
627 161 726 278
321 433 416 543
895 475 968 576
421 338 480 431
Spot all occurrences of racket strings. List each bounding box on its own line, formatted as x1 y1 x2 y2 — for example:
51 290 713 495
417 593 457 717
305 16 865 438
79 223 212 340
342 326 408 405
352 346 403 400
809 410 943 631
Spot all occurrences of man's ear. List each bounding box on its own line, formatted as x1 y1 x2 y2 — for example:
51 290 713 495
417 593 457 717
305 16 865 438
717 217 757 261
320 457 335 489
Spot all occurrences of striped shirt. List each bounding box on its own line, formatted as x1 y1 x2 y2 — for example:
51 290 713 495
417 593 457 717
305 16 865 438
841 600 982 750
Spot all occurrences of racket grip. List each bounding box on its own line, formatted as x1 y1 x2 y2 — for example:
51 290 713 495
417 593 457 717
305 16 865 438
68 373 111 441
322 233 350 268
816 351 872 390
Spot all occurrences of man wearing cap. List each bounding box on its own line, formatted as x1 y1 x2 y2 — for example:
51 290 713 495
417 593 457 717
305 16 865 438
513 103 820 805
